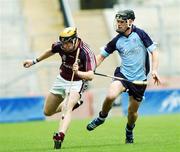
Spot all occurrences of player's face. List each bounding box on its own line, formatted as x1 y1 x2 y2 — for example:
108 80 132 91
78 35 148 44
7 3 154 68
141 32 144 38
116 19 128 33
61 41 75 52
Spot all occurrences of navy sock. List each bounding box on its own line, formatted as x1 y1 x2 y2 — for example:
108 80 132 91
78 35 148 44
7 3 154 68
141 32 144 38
97 111 108 121
99 111 108 118
126 124 135 136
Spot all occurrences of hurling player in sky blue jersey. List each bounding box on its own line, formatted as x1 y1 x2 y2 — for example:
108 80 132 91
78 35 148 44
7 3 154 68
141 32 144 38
87 9 161 144
23 27 96 149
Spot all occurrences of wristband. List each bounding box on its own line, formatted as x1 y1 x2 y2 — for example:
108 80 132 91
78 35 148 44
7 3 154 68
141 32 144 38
32 58 39 64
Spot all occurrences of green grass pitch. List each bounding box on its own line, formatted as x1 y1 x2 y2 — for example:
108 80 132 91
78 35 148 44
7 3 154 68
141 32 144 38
0 114 179 152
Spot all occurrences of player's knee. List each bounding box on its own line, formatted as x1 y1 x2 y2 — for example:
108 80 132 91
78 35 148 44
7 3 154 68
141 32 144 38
128 109 138 117
44 109 53 116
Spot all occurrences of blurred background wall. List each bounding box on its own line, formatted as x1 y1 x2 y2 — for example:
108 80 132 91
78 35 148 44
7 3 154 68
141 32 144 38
0 0 179 122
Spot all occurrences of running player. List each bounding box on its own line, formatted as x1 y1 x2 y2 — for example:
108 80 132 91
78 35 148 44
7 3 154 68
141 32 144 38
23 27 96 149
86 9 161 144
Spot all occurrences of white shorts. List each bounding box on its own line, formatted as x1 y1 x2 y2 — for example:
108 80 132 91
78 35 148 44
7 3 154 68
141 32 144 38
50 75 84 98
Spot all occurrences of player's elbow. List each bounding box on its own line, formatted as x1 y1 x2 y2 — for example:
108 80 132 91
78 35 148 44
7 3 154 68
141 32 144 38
88 76 94 81
87 71 94 81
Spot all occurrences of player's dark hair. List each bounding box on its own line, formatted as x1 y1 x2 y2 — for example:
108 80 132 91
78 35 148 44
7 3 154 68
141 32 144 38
115 9 135 21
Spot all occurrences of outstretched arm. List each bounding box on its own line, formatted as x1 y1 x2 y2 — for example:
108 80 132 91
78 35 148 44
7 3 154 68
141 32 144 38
23 50 54 68
151 50 161 85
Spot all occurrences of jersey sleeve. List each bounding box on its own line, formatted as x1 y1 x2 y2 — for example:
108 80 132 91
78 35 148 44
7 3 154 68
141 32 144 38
135 28 157 52
81 43 96 72
87 54 96 71
100 35 120 57
51 42 61 53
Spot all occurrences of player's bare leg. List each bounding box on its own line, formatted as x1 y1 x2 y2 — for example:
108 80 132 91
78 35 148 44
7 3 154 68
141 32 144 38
59 91 80 133
43 92 64 116
128 96 140 125
101 81 125 115
87 81 125 131
125 96 141 144
43 92 66 149
53 91 80 149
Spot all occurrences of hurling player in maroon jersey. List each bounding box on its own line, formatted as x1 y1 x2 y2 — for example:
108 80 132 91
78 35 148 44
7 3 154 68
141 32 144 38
23 27 96 149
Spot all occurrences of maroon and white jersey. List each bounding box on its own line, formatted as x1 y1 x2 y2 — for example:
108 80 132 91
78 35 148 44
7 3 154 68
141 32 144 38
51 38 96 81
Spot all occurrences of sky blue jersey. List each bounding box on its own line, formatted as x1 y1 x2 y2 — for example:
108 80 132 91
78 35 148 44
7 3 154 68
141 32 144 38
100 25 157 81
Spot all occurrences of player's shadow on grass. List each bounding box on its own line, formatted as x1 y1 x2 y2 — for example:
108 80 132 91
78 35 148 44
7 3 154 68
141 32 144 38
63 143 123 150
3 143 132 152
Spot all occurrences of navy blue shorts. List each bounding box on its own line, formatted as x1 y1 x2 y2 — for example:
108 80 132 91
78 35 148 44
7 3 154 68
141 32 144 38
114 67 147 102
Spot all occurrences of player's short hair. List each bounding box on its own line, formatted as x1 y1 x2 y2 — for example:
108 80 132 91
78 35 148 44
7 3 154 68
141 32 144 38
59 27 77 43
115 9 135 21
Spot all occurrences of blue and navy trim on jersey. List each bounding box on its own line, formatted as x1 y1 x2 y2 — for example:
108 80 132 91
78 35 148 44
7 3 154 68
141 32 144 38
100 25 157 81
